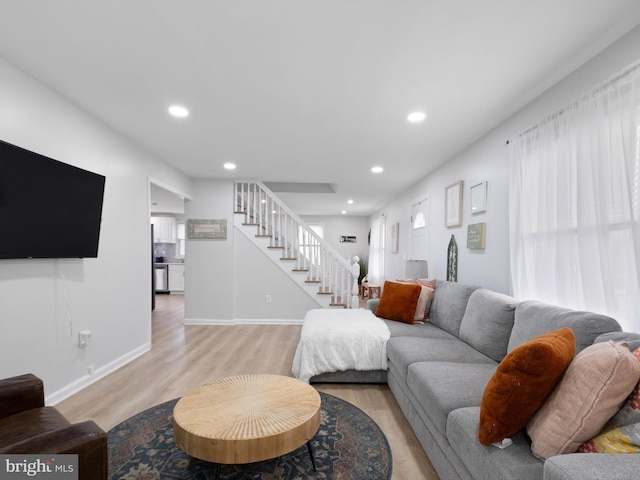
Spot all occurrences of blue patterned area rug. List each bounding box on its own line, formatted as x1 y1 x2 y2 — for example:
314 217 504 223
108 391 392 480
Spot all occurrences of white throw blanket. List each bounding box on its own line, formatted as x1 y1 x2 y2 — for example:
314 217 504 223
292 308 391 382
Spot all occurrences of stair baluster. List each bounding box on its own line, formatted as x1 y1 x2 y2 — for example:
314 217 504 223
233 181 355 308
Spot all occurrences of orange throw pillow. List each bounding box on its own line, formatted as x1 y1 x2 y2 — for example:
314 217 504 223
478 327 576 445
375 281 422 324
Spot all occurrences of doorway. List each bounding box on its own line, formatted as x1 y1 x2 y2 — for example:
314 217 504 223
149 181 187 315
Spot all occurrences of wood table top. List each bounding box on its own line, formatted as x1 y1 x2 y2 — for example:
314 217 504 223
173 373 321 464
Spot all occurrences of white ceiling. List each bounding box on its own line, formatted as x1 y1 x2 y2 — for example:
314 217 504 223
2 0 640 216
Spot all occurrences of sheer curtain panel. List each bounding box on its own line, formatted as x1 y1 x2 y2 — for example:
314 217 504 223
509 60 640 333
368 215 386 286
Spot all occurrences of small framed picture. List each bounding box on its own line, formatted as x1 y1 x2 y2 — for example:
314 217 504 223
445 181 463 228
470 181 487 215
339 235 356 243
467 222 486 249
186 219 227 239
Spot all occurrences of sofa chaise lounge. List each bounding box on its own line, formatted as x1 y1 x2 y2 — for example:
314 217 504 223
310 280 640 480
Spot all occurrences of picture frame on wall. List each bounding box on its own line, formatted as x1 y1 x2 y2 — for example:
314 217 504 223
186 219 227 239
445 181 463 228
390 222 399 253
470 181 487 214
467 222 486 249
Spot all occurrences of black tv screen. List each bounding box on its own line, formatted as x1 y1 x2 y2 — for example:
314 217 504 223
0 139 106 259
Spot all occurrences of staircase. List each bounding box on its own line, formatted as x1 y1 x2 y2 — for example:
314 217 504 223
234 181 356 309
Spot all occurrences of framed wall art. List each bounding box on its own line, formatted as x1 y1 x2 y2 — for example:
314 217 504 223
339 235 356 243
470 181 487 215
390 222 399 253
467 222 486 249
445 181 463 228
186 219 227 239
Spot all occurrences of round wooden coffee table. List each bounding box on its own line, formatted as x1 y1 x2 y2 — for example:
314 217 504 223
173 374 321 475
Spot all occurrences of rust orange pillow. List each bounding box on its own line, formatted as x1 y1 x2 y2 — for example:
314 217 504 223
375 281 422 324
478 327 576 445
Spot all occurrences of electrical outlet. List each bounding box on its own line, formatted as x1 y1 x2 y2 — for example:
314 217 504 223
266 295 272 304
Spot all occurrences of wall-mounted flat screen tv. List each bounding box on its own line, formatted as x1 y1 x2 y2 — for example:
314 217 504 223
0 139 106 259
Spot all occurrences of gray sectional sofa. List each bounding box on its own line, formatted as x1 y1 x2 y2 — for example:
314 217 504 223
353 280 638 480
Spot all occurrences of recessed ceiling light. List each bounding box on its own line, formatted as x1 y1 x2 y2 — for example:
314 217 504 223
341 210 347 215
168 105 189 118
347 199 354 204
407 111 426 123
223 162 237 170
371 166 384 173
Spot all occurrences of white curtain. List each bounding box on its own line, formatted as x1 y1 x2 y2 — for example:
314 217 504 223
368 215 386 286
509 60 640 333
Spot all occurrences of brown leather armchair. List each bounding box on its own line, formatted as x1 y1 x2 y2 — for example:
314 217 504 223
0 374 107 480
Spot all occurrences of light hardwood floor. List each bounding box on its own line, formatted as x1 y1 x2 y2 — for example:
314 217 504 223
56 294 439 480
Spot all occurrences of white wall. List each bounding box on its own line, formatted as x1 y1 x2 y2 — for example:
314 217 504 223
372 24 640 300
0 56 192 402
301 215 370 263
233 232 321 320
184 179 235 321
184 179 322 321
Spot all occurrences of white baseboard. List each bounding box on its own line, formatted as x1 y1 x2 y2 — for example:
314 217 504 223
47 343 151 406
184 318 303 326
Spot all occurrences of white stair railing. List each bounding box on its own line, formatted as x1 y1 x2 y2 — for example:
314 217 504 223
234 181 356 308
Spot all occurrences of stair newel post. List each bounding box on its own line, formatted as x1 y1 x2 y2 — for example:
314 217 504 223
343 262 348 305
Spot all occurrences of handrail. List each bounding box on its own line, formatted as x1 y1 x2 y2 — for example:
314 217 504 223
234 180 356 307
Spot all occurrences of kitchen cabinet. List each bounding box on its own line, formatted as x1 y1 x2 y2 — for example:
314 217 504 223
151 216 176 243
168 264 185 292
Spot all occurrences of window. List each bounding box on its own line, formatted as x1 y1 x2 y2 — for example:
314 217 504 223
509 61 640 333
176 222 185 258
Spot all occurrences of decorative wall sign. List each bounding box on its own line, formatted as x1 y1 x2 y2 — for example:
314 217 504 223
445 181 463 227
470 181 487 214
447 234 458 282
186 219 227 239
467 222 486 249
339 235 357 243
